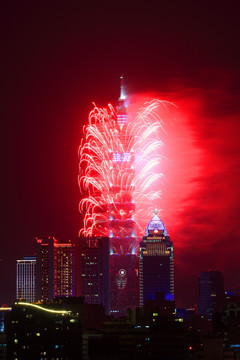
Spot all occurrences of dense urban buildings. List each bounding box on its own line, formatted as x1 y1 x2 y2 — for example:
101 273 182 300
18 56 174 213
16 256 36 303
4 81 238 360
139 210 174 306
36 237 75 301
6 301 82 360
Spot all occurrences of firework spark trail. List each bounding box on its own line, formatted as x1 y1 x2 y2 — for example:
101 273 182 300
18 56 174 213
79 99 174 237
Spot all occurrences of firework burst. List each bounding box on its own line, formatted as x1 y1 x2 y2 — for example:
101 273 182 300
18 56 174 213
79 99 172 238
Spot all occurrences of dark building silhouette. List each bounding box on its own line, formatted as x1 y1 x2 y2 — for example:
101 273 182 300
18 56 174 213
213 291 240 356
80 236 110 314
6 298 110 360
6 300 82 360
0 307 11 360
139 210 174 306
36 237 54 301
110 252 139 317
85 313 185 360
198 270 225 317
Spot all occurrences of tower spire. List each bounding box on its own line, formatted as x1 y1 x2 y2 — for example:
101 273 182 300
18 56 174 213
119 76 126 101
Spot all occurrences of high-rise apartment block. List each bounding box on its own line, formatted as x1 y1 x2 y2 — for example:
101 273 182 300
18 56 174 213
198 270 224 316
139 211 174 306
16 256 36 302
36 237 75 301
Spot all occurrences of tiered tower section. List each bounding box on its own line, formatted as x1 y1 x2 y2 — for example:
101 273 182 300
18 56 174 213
109 79 139 315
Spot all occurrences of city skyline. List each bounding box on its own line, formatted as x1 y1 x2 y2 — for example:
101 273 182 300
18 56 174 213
1 1 240 308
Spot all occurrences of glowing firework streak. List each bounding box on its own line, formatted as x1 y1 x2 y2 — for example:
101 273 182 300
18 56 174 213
79 99 172 238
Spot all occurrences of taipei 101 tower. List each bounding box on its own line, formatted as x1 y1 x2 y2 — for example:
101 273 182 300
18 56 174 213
79 78 140 316
109 78 139 316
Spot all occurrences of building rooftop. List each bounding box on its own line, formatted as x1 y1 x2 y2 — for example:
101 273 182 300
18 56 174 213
145 210 167 236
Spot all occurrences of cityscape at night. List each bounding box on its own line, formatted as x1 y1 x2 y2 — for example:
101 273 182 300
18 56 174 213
1 1 240 359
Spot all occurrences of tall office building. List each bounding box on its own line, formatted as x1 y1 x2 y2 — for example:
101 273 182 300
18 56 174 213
139 210 174 306
80 236 110 314
16 256 36 302
198 270 224 316
36 237 75 301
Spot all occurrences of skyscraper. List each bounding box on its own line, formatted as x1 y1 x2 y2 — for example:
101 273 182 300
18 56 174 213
79 78 140 316
16 256 36 302
80 236 110 314
198 270 224 317
108 81 139 316
36 237 75 301
139 210 174 306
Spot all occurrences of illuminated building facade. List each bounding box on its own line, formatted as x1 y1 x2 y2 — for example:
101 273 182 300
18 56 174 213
80 236 110 314
16 256 36 303
54 241 74 298
139 211 174 306
198 270 224 317
36 237 75 301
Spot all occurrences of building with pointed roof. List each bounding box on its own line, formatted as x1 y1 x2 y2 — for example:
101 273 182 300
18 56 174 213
139 211 174 306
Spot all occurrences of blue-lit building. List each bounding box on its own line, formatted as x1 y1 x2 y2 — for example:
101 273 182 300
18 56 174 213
139 210 174 306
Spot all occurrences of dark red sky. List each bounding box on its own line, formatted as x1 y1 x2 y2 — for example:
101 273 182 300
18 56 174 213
1 1 240 307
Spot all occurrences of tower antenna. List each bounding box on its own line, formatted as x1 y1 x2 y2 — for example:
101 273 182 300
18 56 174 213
119 76 126 101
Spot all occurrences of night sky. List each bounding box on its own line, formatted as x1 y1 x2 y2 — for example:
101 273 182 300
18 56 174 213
1 1 240 307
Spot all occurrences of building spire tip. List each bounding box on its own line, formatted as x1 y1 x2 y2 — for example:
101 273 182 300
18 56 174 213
119 76 126 101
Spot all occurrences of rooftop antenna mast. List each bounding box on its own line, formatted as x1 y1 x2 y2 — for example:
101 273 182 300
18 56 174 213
119 76 126 101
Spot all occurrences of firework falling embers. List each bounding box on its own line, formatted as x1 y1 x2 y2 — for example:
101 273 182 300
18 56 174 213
79 96 170 251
